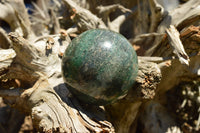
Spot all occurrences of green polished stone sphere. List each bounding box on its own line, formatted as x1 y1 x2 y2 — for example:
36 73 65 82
62 29 138 105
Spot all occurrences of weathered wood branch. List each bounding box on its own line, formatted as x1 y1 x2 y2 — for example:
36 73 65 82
135 24 200 131
1 32 114 132
0 31 162 132
0 2 22 34
136 0 150 34
146 0 200 56
16 78 114 132
130 32 164 44
97 4 132 16
62 0 107 32
97 4 134 32
0 27 12 49
106 59 161 133
166 25 189 65
0 49 16 80
153 25 200 98
9 0 34 38
1 0 199 132
131 0 164 55
148 0 164 32
0 0 34 38
0 49 16 69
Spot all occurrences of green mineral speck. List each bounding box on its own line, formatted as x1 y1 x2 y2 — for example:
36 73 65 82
62 29 138 105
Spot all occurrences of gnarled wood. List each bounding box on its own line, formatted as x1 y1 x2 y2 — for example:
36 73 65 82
0 0 200 132
0 30 161 132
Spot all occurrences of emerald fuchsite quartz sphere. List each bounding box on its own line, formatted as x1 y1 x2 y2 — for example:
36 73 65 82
62 29 138 105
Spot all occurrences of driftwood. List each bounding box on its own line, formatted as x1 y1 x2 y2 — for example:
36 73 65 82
0 31 161 132
0 0 200 133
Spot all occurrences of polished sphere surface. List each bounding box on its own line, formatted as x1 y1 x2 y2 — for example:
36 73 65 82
62 29 138 105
